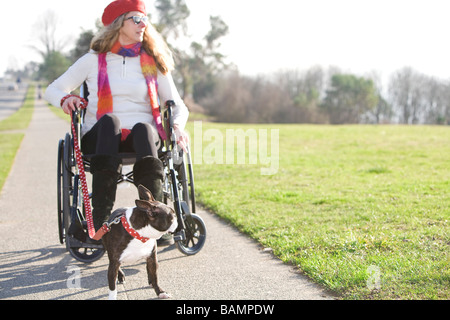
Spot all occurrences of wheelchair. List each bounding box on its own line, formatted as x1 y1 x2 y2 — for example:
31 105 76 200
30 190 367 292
56 87 206 263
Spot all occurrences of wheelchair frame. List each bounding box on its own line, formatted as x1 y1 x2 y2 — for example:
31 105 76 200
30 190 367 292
57 96 206 263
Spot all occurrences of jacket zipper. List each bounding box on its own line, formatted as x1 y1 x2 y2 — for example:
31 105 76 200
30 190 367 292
122 57 126 78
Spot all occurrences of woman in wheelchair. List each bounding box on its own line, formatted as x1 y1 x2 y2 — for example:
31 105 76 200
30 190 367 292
45 0 189 243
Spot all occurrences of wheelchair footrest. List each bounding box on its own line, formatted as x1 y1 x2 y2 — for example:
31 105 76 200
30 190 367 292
173 230 186 242
68 236 104 249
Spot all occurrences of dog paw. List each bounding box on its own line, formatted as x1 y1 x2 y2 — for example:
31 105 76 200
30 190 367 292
158 292 172 299
109 289 117 300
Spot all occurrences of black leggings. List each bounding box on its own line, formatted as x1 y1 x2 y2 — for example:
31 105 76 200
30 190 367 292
81 114 160 160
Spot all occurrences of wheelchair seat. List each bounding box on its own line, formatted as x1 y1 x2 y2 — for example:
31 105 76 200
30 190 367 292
82 153 137 167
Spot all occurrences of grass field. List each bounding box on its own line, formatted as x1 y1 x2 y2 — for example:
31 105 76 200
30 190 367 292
0 85 34 191
185 122 449 300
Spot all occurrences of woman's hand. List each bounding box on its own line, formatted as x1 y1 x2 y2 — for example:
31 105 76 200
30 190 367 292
173 124 190 153
61 96 84 115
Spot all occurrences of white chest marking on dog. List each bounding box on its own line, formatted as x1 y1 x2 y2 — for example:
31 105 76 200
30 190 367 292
119 208 163 264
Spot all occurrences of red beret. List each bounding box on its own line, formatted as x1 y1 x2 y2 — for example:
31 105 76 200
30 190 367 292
102 0 147 26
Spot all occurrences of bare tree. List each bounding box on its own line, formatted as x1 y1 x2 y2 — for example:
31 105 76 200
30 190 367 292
30 10 70 58
30 10 71 82
153 0 190 41
388 67 427 124
422 77 450 125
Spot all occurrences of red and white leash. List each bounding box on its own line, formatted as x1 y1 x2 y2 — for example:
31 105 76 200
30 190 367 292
64 95 105 240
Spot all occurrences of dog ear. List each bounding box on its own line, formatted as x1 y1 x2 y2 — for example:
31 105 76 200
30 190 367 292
135 200 157 217
138 185 155 202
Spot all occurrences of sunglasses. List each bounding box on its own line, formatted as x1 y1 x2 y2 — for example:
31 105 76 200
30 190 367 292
125 16 149 25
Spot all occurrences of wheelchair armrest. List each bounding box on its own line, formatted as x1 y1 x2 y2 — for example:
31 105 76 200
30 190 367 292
165 100 175 108
71 106 87 123
70 109 86 144
164 100 175 126
163 100 175 142
71 110 84 125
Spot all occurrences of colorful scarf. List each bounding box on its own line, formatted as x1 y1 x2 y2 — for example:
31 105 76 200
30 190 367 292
97 41 167 141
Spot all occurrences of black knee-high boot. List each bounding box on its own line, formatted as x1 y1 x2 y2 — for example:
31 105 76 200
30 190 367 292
133 156 173 245
133 156 164 202
90 155 122 231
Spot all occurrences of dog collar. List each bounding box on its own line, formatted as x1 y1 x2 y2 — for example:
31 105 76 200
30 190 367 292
121 216 150 243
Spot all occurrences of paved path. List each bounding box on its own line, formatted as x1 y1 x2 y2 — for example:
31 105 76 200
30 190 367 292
0 90 335 300
0 84 29 121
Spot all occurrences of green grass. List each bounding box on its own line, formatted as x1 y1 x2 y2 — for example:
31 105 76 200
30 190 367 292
186 122 449 300
0 85 35 191
0 85 35 131
0 134 24 191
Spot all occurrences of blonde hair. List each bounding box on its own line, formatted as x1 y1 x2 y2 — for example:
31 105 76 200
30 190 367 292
90 14 174 74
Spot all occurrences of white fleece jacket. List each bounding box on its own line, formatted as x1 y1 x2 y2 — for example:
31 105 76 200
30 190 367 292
45 51 189 137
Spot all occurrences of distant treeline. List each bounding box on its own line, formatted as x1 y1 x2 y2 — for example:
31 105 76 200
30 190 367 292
196 66 449 125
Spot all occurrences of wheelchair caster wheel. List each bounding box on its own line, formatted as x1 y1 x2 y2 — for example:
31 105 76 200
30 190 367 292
176 214 206 256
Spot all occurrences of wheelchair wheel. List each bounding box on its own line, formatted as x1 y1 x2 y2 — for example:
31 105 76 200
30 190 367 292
62 133 73 249
176 213 206 256
57 134 73 245
57 139 65 244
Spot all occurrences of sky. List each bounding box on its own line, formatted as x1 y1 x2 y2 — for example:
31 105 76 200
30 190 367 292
2 0 450 86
